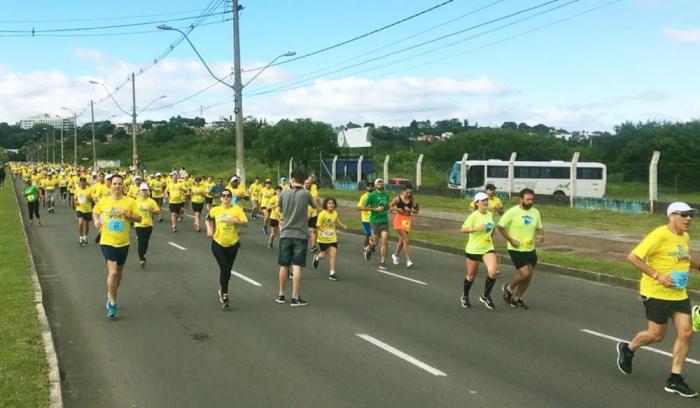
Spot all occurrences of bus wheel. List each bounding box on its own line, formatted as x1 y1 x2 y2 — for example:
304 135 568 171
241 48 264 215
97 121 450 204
552 190 566 203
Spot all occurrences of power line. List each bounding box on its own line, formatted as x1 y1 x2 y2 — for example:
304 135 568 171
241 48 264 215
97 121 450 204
142 73 234 112
244 0 457 72
0 7 215 24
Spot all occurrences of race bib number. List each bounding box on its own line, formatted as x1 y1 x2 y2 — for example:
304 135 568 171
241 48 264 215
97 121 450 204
78 195 87 204
107 219 125 232
670 271 689 289
401 219 412 230
321 229 334 238
220 214 231 222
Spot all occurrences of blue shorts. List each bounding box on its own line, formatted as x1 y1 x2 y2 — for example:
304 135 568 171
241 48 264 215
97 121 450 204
361 222 372 237
100 245 129 266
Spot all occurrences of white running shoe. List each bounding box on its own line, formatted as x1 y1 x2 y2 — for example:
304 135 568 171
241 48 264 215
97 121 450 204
406 261 414 269
391 253 400 265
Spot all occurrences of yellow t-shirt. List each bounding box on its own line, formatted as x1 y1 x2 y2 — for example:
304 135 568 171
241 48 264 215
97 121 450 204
260 187 275 208
204 181 215 199
126 184 140 199
149 179 166 198
209 205 247 247
43 177 58 191
90 183 111 201
463 210 495 254
357 192 371 223
190 183 206 204
316 210 339 244
498 206 543 252
308 189 320 218
632 225 690 301
134 197 159 228
228 184 247 208
470 196 503 214
166 181 185 204
74 187 93 213
250 182 262 201
268 195 281 221
58 175 69 187
93 196 138 248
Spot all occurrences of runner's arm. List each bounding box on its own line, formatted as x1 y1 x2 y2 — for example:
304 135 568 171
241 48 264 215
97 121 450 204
496 225 519 247
626 252 674 287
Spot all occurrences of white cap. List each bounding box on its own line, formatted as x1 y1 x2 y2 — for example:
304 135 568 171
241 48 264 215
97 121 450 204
231 176 239 183
134 175 142 180
91 171 97 176
139 182 149 190
474 192 489 201
105 173 114 180
170 170 178 176
374 178 384 183
155 172 162 177
667 202 699 217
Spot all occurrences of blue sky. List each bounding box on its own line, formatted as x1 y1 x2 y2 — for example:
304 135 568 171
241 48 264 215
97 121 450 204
1 0 699 130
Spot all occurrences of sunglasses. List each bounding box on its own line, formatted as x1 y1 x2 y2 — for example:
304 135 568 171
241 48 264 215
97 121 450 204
221 194 232 198
673 212 694 218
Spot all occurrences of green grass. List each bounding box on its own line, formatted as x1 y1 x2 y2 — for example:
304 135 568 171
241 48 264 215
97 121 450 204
0 184 49 407
606 181 700 203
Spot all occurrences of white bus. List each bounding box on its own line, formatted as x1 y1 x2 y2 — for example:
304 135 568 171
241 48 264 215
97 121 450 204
447 159 607 198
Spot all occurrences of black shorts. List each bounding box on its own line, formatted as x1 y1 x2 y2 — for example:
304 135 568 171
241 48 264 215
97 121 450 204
169 203 183 213
76 211 92 221
192 202 204 213
371 222 389 235
278 238 308 267
509 250 538 269
642 296 691 324
100 245 129 266
319 242 338 251
60 187 67 194
205 197 213 204
465 250 495 262
269 219 279 228
308 216 318 229
154 197 164 207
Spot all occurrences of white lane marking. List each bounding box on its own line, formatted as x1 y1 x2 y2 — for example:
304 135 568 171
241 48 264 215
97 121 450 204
231 270 262 287
581 329 700 365
355 334 447 376
376 269 428 286
168 241 187 251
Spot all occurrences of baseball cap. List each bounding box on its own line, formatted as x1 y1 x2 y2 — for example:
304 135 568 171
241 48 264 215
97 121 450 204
474 192 489 201
667 202 699 217
231 176 240 183
134 175 142 180
139 182 149 190
155 172 162 177
374 178 384 183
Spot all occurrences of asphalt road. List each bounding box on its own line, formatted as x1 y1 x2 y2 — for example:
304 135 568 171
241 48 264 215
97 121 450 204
17 183 700 407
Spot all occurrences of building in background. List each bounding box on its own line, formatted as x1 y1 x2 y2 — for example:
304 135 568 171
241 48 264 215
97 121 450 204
19 114 75 130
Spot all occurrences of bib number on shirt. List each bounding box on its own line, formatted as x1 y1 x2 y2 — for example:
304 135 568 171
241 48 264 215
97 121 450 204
78 195 87 204
670 271 689 289
107 219 125 232
321 229 334 238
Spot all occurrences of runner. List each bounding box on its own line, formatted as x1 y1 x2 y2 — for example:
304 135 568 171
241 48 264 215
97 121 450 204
149 172 166 223
92 174 141 318
204 176 215 214
260 178 275 235
206 188 248 309
74 177 93 246
228 176 249 210
390 184 419 269
190 176 207 232
460 192 498 310
23 180 41 226
304 177 321 253
58 170 68 201
165 171 185 232
469 183 504 217
275 169 318 306
267 186 283 250
134 183 160 268
249 176 262 219
616 202 698 398
209 177 226 208
363 178 391 270
44 171 58 214
357 181 374 251
312 197 347 281
497 188 544 309
126 175 142 198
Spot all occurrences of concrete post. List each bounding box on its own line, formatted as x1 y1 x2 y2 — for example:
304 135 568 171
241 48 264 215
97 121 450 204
570 152 580 207
357 155 364 186
383 155 390 184
460 153 469 195
649 151 661 213
508 152 517 197
416 154 424 190
331 155 338 184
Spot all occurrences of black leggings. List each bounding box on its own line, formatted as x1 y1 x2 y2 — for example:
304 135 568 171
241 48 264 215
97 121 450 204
135 226 153 261
211 240 240 294
27 201 40 219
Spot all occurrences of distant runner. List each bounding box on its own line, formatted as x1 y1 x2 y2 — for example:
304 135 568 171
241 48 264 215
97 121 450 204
460 192 498 310
390 184 419 269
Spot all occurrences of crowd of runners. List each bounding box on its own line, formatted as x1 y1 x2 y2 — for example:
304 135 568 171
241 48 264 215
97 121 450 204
6 160 700 398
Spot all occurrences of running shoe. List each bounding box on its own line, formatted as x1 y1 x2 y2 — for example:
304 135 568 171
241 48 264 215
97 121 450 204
218 290 224 304
329 272 339 281
267 240 273 250
312 255 320 270
274 295 286 304
460 296 471 309
262 225 269 235
222 293 230 309
479 295 496 310
139 259 146 268
692 305 700 332
106 301 117 318
391 253 400 265
290 297 308 307
406 261 414 269
158 218 163 223
616 342 634 375
363 246 372 261
515 299 529 310
502 284 513 303
665 375 698 398
310 245 320 254
379 262 388 271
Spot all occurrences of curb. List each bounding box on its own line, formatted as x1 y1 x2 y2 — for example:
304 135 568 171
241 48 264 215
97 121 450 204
344 227 700 302
12 180 63 408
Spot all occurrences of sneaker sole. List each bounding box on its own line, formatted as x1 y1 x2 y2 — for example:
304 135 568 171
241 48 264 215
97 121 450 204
274 299 286 304
290 303 308 307
479 297 495 310
616 343 632 375
329 276 338 281
460 298 470 309
664 387 698 398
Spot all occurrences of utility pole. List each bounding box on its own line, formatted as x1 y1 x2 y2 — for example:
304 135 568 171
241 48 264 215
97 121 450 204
73 113 77 166
91 100 96 168
60 120 64 165
131 72 138 171
52 128 56 163
233 0 244 183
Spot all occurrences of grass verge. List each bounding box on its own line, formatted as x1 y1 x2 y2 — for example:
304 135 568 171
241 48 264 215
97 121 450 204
0 183 49 407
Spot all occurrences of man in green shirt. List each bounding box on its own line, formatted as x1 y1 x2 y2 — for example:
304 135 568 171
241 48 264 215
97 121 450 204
23 182 42 226
363 178 391 270
497 188 544 309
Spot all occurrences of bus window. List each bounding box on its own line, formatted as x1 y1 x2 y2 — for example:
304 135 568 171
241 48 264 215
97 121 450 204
487 165 508 178
577 167 603 180
467 165 485 188
448 163 461 186
515 166 569 179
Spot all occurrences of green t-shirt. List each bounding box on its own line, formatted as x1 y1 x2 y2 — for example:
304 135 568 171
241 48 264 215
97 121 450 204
498 206 543 252
463 210 495 254
24 185 39 203
365 190 390 224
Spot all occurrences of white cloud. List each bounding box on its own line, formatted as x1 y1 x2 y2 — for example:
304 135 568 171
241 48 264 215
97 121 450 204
663 28 700 43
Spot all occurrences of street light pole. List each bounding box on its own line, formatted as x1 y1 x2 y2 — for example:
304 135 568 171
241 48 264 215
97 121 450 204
73 113 77 166
131 72 138 170
60 120 64 165
91 100 96 168
232 0 244 182
52 128 56 163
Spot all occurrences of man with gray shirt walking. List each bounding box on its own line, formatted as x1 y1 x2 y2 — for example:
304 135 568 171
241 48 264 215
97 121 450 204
275 169 319 306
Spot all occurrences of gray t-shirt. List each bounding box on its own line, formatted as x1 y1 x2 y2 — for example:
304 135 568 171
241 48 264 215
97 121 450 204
278 187 317 239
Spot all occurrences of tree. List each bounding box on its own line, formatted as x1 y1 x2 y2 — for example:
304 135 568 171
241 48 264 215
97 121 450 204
254 118 338 171
501 121 517 130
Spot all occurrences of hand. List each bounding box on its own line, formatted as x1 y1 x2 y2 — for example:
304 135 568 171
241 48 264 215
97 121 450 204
206 229 213 237
376 205 384 211
656 273 674 288
511 240 520 248
477 223 487 232
539 236 545 244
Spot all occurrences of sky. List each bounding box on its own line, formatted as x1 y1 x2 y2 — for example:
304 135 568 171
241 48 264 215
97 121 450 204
1 0 698 131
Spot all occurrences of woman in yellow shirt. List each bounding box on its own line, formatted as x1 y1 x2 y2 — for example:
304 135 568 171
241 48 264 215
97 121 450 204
260 179 275 235
190 177 207 232
312 197 347 281
134 183 160 268
206 189 248 308
266 186 283 250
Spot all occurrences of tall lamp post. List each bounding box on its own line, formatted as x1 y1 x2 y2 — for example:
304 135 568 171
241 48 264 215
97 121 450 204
157 21 295 185
60 107 78 166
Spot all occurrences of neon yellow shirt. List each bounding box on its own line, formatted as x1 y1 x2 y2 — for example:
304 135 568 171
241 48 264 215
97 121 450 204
357 192 371 223
150 179 166 198
190 183 206 204
498 206 542 252
260 187 275 207
209 205 247 247
93 196 138 248
134 197 159 228
463 210 495 254
166 181 186 204
632 226 690 301
74 187 93 213
316 210 339 244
